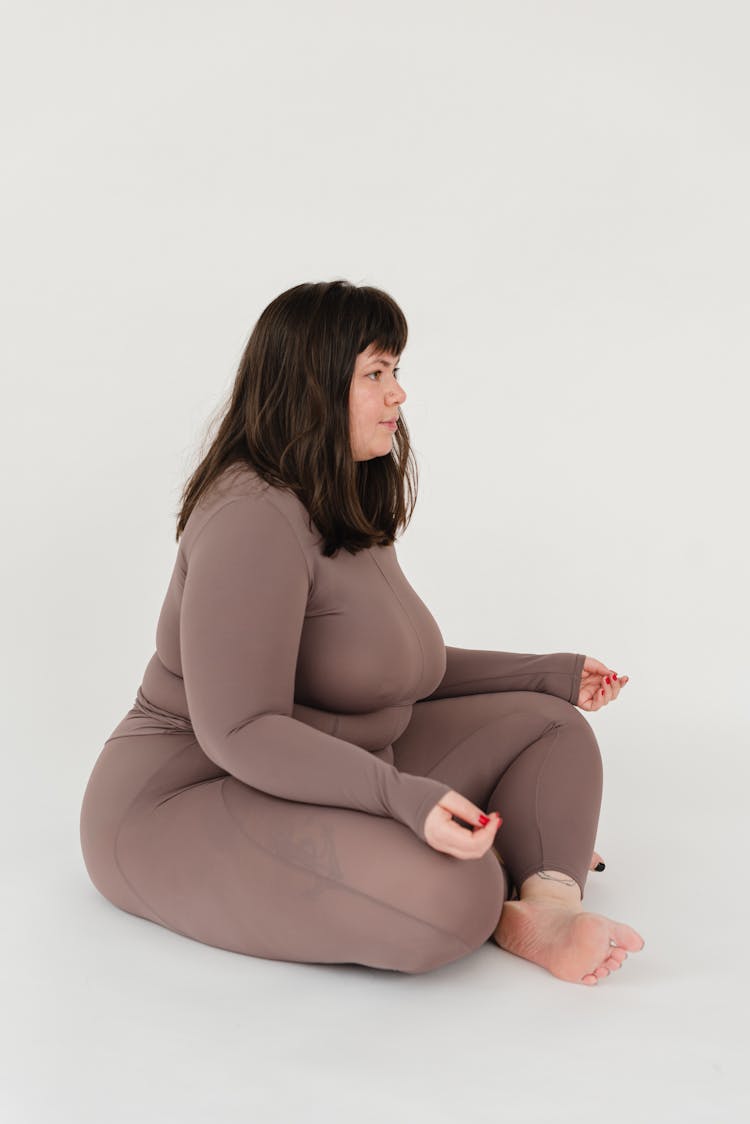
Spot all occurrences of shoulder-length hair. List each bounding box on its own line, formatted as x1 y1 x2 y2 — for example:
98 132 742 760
174 279 420 558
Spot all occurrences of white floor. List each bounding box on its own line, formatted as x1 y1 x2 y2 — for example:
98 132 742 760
5 715 746 1124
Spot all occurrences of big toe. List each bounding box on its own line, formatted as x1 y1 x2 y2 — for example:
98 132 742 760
613 921 645 952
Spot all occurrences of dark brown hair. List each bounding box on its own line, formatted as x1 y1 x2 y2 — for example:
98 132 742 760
174 279 419 557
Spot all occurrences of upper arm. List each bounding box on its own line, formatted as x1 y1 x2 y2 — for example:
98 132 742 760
180 494 311 745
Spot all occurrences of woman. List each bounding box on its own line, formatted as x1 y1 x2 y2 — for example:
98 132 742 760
79 279 645 983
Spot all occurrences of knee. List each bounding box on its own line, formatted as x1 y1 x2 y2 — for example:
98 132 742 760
562 703 602 761
536 696 602 760
547 704 604 802
397 850 506 974
514 698 603 797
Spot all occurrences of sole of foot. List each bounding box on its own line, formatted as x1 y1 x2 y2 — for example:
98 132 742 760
494 899 646 986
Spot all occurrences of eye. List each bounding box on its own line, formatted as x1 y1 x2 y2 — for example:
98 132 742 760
368 368 400 380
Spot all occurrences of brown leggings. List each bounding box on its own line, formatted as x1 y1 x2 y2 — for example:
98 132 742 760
79 689 602 974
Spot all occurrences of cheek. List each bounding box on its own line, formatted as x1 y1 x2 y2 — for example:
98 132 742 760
352 389 381 425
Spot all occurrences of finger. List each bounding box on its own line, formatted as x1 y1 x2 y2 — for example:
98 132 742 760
466 811 503 842
443 822 484 859
588 684 604 711
449 809 500 834
438 791 493 829
447 814 501 859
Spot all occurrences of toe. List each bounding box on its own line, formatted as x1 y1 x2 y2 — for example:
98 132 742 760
594 965 610 978
603 956 622 971
581 973 598 985
614 922 645 951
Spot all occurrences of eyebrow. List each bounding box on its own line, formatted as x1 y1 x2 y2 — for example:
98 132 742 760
370 356 400 367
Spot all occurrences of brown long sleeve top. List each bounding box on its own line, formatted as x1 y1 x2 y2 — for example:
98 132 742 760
119 464 586 842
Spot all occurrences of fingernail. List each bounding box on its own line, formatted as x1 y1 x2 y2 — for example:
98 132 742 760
612 673 618 680
595 861 605 871
605 676 611 684
478 813 490 825
601 689 605 696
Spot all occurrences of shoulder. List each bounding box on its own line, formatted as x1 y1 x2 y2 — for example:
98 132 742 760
180 464 318 579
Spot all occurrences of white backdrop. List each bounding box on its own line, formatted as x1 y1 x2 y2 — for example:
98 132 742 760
2 2 747 1122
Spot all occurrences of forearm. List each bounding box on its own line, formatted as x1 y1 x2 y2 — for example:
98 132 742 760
292 701 413 752
194 710 452 841
418 647 586 705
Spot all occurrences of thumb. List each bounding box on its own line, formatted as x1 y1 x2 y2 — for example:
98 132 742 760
437 789 494 828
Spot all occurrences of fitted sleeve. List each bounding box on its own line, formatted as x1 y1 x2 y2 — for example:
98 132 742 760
179 494 452 842
418 646 586 705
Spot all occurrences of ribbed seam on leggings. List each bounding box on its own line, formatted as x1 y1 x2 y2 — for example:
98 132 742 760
417 709 541 781
534 721 561 871
111 738 206 931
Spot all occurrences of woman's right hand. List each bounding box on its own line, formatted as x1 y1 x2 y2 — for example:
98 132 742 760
423 790 502 859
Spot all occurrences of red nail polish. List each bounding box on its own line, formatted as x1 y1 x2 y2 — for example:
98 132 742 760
613 673 618 680
605 676 611 684
478 813 490 825
601 689 605 696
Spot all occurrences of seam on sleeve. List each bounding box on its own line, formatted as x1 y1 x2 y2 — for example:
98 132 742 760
260 490 315 591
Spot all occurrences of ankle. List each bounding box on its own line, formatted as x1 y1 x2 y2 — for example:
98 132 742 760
520 870 583 910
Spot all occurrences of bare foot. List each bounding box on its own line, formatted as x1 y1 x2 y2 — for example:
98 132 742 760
493 899 645 986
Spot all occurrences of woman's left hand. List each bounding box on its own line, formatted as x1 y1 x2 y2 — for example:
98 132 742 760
575 655 629 711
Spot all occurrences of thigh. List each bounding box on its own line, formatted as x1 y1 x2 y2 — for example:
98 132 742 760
84 734 507 973
80 729 222 923
392 690 588 808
